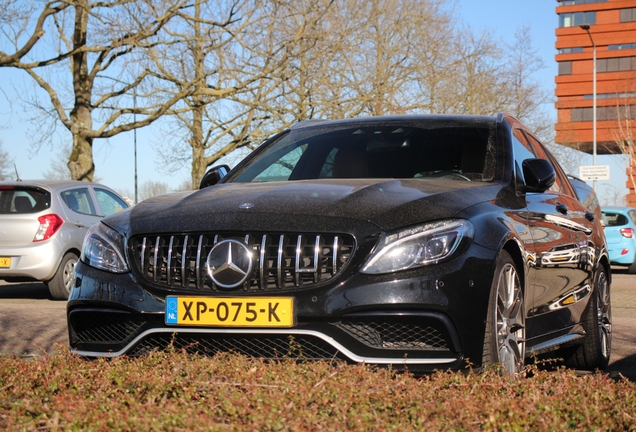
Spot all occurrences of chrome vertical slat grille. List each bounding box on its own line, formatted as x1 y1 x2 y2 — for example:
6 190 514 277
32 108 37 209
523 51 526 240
130 232 355 292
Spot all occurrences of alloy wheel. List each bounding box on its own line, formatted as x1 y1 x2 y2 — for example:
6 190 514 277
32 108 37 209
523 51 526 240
496 262 526 375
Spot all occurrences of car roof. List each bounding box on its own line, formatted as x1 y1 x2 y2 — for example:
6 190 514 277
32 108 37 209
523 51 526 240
0 179 112 190
289 113 502 130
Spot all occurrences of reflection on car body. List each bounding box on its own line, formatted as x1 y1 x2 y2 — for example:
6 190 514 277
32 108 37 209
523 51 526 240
540 244 581 267
68 114 611 375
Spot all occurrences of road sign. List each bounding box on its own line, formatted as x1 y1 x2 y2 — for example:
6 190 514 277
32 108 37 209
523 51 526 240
579 165 610 181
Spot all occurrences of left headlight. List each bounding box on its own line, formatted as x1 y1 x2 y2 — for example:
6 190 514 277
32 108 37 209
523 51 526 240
361 219 474 274
81 222 129 273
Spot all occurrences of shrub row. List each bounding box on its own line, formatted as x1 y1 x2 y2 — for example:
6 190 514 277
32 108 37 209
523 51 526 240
1 348 635 430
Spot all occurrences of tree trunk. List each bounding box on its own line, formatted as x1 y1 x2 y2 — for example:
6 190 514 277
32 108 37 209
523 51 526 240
189 0 207 189
191 131 206 188
67 0 94 182
67 131 94 182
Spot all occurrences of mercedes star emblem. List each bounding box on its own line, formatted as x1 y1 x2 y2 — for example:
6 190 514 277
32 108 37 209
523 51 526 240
206 239 254 288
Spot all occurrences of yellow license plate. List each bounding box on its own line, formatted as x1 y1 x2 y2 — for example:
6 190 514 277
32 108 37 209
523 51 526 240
165 296 293 327
0 257 10 268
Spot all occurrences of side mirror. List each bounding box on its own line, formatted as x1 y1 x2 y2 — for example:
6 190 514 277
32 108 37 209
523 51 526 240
199 165 230 189
521 158 555 193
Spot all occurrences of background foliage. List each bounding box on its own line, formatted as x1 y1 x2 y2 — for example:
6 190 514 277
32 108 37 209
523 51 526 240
0 0 552 188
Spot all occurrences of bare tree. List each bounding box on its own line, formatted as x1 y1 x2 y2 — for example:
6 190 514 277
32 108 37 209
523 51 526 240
611 101 636 206
501 26 554 143
0 0 196 182
257 0 460 127
546 143 586 178
139 179 170 201
2 0 560 190
0 141 14 180
174 178 193 192
154 0 335 186
43 145 72 180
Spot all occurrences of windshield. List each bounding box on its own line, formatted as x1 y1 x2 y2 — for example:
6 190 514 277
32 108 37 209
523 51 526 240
232 120 497 183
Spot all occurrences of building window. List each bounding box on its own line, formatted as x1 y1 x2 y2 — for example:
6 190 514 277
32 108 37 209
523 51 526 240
558 0 606 4
558 47 584 54
559 12 596 28
596 56 636 73
571 105 636 122
583 92 636 100
558 61 573 75
620 8 636 22
609 43 636 50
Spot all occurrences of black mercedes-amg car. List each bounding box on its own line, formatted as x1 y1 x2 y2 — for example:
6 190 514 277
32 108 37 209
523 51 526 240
68 113 611 375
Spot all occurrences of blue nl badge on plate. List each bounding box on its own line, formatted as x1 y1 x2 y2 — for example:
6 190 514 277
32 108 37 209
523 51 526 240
166 297 178 324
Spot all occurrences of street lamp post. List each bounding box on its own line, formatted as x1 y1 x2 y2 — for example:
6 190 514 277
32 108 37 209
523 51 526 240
580 24 597 191
133 93 138 204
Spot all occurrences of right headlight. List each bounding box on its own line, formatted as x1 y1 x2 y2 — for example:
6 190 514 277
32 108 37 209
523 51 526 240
361 219 474 274
81 222 129 273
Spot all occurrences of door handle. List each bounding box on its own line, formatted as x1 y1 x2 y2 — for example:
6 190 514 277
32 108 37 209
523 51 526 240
555 203 568 215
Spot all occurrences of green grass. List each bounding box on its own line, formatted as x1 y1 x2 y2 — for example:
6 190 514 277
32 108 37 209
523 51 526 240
1 347 635 430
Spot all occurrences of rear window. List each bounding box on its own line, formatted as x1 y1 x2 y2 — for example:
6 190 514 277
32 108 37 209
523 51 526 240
602 212 628 227
0 186 51 214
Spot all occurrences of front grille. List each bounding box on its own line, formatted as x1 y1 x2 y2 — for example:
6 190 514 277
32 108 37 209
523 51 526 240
335 317 451 351
128 333 345 361
129 232 354 292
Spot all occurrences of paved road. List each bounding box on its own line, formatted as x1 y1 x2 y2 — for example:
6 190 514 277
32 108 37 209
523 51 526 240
1 270 635 380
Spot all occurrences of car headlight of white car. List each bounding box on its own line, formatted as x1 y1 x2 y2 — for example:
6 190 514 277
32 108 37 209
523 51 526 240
361 219 475 274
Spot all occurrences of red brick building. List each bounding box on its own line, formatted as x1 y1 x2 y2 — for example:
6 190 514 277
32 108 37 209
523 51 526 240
555 0 636 205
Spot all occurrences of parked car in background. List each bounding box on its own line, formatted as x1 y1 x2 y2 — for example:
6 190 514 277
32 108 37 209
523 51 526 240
601 206 636 273
0 180 129 299
69 113 611 375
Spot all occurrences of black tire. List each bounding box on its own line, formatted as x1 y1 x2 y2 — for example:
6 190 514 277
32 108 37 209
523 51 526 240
482 250 526 375
46 252 78 300
565 266 612 370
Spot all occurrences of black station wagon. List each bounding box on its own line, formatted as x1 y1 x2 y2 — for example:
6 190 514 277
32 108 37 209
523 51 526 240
68 113 611 375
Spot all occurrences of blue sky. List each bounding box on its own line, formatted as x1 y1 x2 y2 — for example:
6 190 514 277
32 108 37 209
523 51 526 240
0 0 629 204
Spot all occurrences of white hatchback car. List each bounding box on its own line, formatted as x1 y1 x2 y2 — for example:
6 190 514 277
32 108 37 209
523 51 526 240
0 180 129 299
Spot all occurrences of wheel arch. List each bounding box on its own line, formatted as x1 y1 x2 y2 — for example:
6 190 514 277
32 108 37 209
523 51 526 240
501 239 526 291
599 253 611 286
47 247 81 282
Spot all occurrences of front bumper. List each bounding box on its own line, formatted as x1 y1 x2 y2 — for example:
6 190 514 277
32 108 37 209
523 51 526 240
68 244 497 371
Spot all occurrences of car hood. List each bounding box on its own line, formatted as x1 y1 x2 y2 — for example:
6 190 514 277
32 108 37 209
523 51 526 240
125 179 499 234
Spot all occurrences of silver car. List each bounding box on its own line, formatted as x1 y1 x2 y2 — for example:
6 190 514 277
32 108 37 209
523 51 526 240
0 180 129 299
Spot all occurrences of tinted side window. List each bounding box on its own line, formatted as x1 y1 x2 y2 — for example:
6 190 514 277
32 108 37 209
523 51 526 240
61 188 96 215
512 129 536 185
94 188 128 216
570 179 600 214
524 133 572 196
